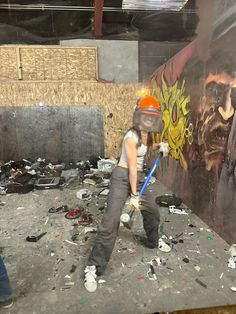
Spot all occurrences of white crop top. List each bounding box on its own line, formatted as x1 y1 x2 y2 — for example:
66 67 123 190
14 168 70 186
120 130 147 169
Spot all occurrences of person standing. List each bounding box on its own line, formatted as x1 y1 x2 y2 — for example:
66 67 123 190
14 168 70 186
84 95 171 292
0 256 13 309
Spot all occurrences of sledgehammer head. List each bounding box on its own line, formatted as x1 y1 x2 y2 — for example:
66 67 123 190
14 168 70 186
120 209 135 229
120 213 133 229
159 142 169 157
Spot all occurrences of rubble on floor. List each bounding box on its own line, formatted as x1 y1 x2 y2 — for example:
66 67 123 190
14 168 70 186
0 157 235 314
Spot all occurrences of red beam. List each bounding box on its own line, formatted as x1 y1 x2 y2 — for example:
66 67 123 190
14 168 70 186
94 0 104 38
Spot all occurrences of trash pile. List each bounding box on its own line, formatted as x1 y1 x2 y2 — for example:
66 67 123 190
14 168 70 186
0 157 117 194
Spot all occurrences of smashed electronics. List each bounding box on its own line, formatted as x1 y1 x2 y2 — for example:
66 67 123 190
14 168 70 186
0 157 115 194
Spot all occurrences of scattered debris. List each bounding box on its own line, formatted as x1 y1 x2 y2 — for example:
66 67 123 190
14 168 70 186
228 244 236 257
78 213 93 226
97 158 117 172
228 256 236 269
137 275 145 280
84 227 97 234
48 205 68 213
76 189 92 201
147 257 161 281
156 194 183 207
26 232 47 242
70 265 77 273
65 240 78 246
195 278 207 288
65 208 83 219
169 205 188 215
207 234 214 240
79 298 87 304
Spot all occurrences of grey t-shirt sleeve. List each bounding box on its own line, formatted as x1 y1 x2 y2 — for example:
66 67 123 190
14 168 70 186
120 130 138 164
123 130 138 143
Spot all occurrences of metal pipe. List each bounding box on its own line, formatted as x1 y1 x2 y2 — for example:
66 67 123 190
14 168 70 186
0 4 196 13
94 0 104 38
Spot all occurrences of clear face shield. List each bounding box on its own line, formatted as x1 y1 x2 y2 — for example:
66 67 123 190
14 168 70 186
132 109 163 132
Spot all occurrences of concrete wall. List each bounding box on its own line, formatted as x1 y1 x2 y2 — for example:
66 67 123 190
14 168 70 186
139 41 188 81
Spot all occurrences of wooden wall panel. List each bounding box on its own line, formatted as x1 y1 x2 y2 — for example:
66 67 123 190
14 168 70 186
0 81 141 157
0 45 97 81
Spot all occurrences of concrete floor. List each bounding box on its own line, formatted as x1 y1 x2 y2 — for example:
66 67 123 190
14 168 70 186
0 173 236 314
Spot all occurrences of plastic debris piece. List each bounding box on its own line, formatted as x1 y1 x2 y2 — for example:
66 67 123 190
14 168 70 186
70 265 77 273
79 298 87 304
194 265 201 272
97 158 117 172
187 249 200 253
98 188 110 196
65 240 78 246
228 244 236 258
64 282 74 286
195 278 207 288
76 189 92 201
230 286 236 292
228 257 236 269
78 213 93 226
220 273 224 279
26 232 47 242
182 257 189 263
98 279 106 284
207 234 214 240
65 208 83 219
84 227 97 234
169 205 188 215
147 265 157 281
189 224 196 228
83 178 97 186
137 275 145 280
48 205 68 213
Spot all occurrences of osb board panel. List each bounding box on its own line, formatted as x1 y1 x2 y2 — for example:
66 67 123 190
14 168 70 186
0 82 141 157
0 47 18 80
0 45 97 81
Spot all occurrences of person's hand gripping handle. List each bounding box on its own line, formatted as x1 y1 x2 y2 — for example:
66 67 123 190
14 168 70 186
121 142 169 229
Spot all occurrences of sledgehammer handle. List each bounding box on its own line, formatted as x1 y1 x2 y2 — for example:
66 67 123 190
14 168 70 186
139 153 162 196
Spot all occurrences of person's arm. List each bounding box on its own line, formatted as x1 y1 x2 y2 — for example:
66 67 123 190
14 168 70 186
124 138 138 195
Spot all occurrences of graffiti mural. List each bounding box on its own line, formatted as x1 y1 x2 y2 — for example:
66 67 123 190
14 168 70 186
151 72 192 170
149 6 236 242
195 73 236 176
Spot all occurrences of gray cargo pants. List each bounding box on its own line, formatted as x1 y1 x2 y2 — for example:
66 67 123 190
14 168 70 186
87 166 160 275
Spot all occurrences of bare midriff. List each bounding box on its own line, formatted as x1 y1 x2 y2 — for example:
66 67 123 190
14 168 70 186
117 160 143 171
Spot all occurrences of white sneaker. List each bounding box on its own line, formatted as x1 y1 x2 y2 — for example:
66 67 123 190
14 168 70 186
158 238 171 253
84 265 97 292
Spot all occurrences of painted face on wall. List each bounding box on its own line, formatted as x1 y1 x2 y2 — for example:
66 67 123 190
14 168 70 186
196 73 236 172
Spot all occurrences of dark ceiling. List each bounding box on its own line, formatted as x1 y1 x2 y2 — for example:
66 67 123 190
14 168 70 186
0 0 198 44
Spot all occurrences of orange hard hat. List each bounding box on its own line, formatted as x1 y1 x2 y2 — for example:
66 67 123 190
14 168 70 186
137 96 160 111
